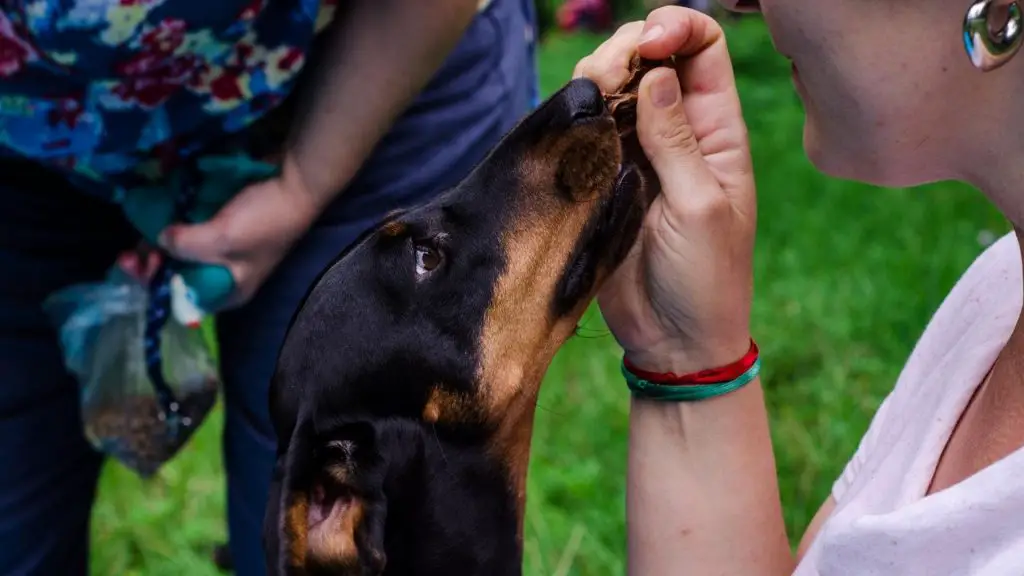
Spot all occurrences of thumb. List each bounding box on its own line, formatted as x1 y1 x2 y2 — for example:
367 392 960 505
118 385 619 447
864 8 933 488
158 220 228 265
635 67 715 186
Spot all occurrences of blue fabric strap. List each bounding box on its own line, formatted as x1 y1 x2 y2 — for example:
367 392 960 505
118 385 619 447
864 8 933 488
142 163 200 436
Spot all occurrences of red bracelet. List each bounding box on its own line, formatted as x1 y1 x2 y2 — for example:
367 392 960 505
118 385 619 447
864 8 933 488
622 339 759 386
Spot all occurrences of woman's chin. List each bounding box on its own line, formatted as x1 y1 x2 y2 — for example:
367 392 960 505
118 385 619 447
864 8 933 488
802 122 854 180
798 91 960 189
801 121 913 188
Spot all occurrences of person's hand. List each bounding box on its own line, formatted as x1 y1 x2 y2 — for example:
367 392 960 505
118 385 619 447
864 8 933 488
157 158 319 309
575 7 756 374
116 244 163 284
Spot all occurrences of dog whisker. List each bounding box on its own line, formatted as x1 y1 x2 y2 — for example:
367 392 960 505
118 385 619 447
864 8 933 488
532 400 568 420
572 326 611 339
431 423 451 469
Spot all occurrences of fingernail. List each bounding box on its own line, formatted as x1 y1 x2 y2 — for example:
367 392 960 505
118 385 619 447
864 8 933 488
651 72 678 108
639 25 664 45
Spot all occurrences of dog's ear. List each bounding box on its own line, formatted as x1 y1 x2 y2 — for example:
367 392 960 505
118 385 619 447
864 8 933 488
265 420 388 575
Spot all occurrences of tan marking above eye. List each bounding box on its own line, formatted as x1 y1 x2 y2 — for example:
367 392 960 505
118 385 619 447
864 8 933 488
380 220 407 237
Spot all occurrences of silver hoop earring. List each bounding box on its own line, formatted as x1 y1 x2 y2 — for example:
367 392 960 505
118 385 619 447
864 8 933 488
964 0 1024 71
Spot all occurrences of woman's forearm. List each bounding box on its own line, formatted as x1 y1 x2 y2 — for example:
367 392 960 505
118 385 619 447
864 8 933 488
283 0 482 208
627 379 793 575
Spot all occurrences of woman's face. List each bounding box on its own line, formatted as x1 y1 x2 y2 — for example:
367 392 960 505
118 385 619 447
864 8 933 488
719 0 1013 188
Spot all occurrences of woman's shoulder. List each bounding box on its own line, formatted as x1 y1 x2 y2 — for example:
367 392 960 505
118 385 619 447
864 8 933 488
952 231 1021 296
915 231 1021 357
825 231 1021 509
882 230 1021 411
807 232 1024 575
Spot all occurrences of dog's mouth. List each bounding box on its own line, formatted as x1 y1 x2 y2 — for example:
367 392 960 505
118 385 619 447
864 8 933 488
305 472 362 567
309 480 351 531
597 159 645 248
559 158 644 293
607 54 669 203
602 55 673 232
556 57 668 303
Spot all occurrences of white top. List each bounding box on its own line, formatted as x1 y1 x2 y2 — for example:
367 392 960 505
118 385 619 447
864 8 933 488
793 232 1024 575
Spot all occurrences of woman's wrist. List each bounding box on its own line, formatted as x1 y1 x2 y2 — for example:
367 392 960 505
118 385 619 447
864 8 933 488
626 376 792 575
624 332 753 376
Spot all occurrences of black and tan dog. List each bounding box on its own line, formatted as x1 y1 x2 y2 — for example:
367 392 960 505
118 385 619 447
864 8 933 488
262 59 666 575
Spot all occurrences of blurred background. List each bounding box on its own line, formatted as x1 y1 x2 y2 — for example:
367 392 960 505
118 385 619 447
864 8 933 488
89 2 1010 574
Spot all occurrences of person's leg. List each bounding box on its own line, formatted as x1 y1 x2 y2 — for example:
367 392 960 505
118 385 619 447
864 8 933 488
0 161 138 574
214 0 539 573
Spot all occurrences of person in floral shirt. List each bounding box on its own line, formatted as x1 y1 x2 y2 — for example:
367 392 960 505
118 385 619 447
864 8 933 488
0 0 538 573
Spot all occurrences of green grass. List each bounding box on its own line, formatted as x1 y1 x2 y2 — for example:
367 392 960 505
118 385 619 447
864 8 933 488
90 17 1009 575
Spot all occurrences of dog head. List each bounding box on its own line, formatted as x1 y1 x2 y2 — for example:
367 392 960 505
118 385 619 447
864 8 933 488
264 61 666 575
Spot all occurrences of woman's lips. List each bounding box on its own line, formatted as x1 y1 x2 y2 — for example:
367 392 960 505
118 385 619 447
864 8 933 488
790 61 807 98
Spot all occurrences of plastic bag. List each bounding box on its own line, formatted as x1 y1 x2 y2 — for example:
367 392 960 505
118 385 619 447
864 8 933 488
43 264 220 478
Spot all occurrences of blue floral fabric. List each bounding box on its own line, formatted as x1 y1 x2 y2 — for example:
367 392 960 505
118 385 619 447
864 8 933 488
0 0 340 198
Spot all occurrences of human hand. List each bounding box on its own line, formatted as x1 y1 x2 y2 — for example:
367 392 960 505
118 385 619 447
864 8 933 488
574 7 756 374
157 159 319 309
116 244 163 284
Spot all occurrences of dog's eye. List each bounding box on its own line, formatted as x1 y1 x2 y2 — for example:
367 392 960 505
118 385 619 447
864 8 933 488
415 244 442 276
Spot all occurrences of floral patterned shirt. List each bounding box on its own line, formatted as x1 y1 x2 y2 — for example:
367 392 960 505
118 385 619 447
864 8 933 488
0 0 340 198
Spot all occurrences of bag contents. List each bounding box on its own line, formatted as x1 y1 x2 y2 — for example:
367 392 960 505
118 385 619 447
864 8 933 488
43 259 220 478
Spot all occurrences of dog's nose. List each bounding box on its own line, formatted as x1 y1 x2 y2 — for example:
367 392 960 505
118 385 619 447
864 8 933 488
563 78 606 123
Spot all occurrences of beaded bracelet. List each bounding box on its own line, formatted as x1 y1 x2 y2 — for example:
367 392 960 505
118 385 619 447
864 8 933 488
621 339 761 402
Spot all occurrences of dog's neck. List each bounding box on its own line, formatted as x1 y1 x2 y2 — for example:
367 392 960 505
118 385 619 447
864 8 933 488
380 421 523 576
489 389 541 546
481 346 573 553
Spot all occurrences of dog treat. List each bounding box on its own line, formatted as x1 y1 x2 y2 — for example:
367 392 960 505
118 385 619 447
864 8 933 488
604 54 673 200
82 375 219 477
605 54 675 137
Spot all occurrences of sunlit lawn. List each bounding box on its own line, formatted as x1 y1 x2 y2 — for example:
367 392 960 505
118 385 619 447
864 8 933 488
91 17 1009 575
